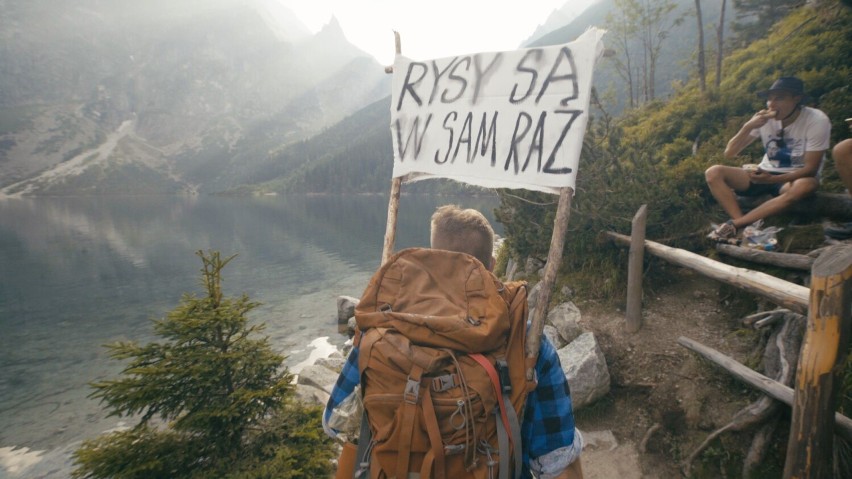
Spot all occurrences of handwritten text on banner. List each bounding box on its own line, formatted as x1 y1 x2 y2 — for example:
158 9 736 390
390 27 606 195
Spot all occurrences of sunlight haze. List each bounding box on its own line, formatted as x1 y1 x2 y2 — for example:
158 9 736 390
273 0 598 65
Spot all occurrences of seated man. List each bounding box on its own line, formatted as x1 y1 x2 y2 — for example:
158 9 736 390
705 76 831 242
824 118 852 239
324 205 584 479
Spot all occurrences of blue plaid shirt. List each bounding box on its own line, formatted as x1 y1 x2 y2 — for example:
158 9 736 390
323 335 579 477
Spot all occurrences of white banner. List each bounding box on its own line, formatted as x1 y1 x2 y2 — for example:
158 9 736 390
390 27 606 195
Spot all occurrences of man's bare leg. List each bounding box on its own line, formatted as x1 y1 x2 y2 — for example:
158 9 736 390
730 177 819 228
705 165 752 220
834 139 852 196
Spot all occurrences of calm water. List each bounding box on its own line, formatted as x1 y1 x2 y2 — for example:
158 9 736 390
0 194 501 478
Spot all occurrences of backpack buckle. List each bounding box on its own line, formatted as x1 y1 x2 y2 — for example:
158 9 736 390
403 378 420 404
432 374 457 392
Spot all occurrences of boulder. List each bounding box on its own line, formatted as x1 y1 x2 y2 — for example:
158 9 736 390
543 324 565 349
524 257 545 276
547 302 583 344
297 364 339 395
557 332 611 409
315 352 346 373
337 295 359 324
294 383 330 406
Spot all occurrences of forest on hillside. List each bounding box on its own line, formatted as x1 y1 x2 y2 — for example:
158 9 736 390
495 0 852 297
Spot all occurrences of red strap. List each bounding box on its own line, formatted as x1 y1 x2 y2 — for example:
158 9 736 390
469 353 513 450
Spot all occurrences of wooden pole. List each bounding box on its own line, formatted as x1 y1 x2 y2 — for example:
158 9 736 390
678 336 852 443
526 187 574 380
626 205 648 333
607 232 810 314
380 30 403 266
783 244 852 479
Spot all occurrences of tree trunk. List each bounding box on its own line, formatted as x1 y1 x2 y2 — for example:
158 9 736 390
715 0 726 88
695 0 706 92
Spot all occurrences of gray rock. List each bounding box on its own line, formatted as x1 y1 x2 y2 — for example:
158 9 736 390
315 352 346 373
557 332 611 410
524 257 545 275
547 302 583 344
337 295 359 324
297 364 340 395
294 383 330 406
543 324 566 349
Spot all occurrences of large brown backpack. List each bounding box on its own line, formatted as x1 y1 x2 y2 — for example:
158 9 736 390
353 248 536 479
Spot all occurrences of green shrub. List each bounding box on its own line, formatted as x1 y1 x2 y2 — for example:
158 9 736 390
73 251 335 479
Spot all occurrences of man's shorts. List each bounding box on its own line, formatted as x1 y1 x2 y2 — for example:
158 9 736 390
737 177 784 197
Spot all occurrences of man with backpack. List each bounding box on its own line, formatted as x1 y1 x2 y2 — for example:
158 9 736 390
324 205 584 479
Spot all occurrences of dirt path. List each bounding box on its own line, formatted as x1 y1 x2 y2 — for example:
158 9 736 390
574 266 768 477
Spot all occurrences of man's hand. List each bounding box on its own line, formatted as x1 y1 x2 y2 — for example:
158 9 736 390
744 109 777 130
748 169 776 184
725 109 774 158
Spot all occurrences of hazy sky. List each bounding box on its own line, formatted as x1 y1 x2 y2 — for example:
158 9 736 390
273 0 597 65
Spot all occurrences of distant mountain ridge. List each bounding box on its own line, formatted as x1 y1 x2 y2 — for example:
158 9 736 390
235 0 732 195
0 0 389 195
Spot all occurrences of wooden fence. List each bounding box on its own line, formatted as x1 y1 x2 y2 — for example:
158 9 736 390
608 205 852 478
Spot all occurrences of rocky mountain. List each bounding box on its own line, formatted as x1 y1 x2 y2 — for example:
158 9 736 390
235 0 731 195
521 0 602 46
0 0 390 195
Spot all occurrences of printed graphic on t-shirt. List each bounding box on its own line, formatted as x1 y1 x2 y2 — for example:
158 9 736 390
764 134 802 169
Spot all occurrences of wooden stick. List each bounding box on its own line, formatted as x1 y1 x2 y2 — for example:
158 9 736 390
626 205 647 333
380 31 403 266
526 187 574 380
784 243 852 478
715 243 814 271
381 177 402 266
607 232 809 314
677 336 852 443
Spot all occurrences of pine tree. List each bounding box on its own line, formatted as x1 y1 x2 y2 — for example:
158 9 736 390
73 251 334 479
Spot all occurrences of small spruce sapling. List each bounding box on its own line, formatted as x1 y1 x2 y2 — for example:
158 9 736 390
73 250 334 479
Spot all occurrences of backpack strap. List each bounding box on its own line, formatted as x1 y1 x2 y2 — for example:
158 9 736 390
396 363 424 479
470 353 523 479
469 354 512 449
420 386 446 479
352 412 373 479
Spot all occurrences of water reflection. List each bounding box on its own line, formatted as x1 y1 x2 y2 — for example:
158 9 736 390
0 193 501 478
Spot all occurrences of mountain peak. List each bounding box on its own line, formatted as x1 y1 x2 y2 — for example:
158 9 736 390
318 15 345 38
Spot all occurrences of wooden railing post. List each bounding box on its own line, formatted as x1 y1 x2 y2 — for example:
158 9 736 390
626 204 647 333
783 243 852 478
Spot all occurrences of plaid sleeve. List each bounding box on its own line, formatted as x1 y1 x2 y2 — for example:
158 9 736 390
521 335 577 462
322 346 360 438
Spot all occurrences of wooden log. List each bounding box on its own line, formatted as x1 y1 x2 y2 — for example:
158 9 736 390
626 205 648 333
526 187 574 380
607 232 810 314
738 191 852 221
784 243 852 479
677 336 852 443
715 243 815 271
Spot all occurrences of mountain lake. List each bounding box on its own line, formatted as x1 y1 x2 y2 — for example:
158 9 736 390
0 193 501 478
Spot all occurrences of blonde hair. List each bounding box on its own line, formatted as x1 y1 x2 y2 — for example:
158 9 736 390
430 205 495 267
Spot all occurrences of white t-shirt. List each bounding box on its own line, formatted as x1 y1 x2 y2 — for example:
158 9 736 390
751 106 831 174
